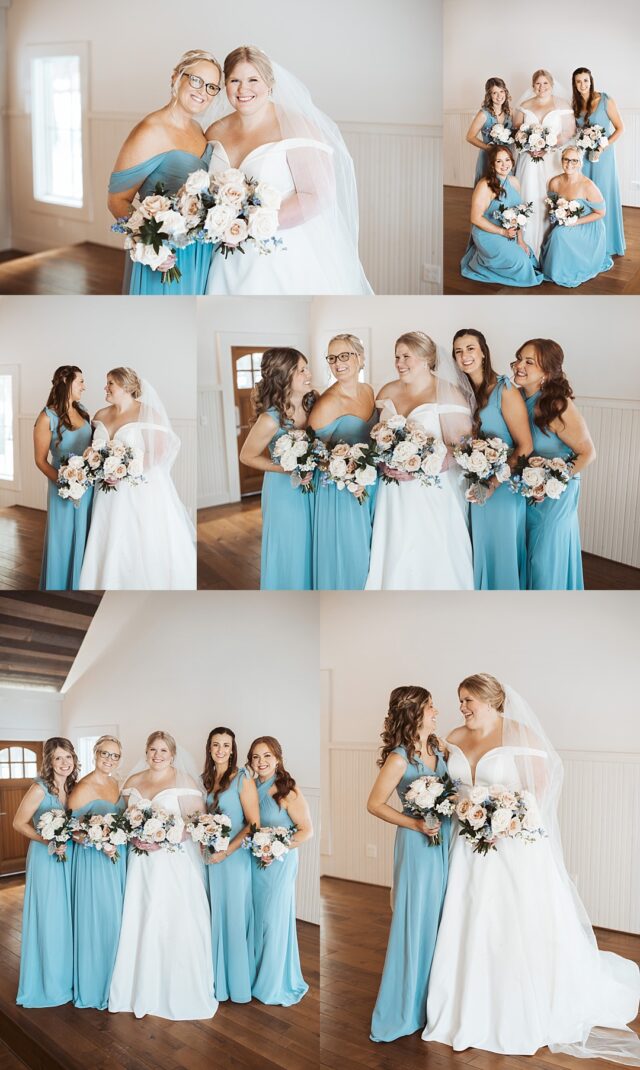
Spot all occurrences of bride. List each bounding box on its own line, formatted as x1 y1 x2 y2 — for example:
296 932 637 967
365 332 474 590
108 731 217 1020
423 673 640 1061
79 368 196 590
514 69 576 258
204 46 372 296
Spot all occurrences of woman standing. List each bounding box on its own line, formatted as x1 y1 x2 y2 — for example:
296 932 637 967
573 67 625 257
465 77 513 185
540 146 612 287
34 366 93 591
13 738 78 1007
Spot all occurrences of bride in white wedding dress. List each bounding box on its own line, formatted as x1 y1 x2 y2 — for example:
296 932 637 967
514 70 576 257
423 674 640 1063
204 46 371 296
78 368 196 590
108 732 217 1021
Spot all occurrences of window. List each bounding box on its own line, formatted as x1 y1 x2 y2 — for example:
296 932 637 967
0 366 19 488
235 352 265 391
77 735 99 777
0 746 38 780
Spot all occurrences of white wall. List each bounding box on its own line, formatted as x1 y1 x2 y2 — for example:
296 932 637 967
0 1 10 250
0 686 62 741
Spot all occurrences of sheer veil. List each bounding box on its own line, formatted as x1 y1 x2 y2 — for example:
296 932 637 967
434 343 475 447
138 377 181 474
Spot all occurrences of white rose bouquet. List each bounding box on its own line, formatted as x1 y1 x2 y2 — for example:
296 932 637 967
453 435 512 505
69 811 128 864
121 800 185 855
186 811 233 856
271 429 329 493
492 200 534 238
88 440 145 494
403 772 459 847
514 123 558 162
510 454 575 504
37 808 72 862
174 167 285 259
488 123 514 146
370 414 448 489
545 193 586 227
575 124 609 162
456 785 545 856
56 454 92 507
243 824 298 869
111 185 185 284
320 441 378 504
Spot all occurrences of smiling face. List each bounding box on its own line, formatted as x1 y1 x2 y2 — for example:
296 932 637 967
574 71 592 98
94 742 121 776
458 687 492 728
250 742 278 781
533 74 552 98
70 371 85 403
419 695 438 734
327 337 361 383
291 356 312 396
105 375 127 405
511 343 544 394
52 747 75 779
146 739 174 772
210 733 234 768
562 149 582 175
226 61 270 115
490 85 506 109
494 148 513 179
394 341 430 383
453 334 484 379
175 59 221 114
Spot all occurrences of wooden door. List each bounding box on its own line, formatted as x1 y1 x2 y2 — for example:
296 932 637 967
0 740 43 875
231 346 268 496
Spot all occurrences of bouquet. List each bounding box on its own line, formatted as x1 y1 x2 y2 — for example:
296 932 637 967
37 809 72 862
575 124 608 162
403 773 459 846
186 811 233 856
69 812 128 864
271 429 328 493
545 193 586 227
87 441 145 494
492 201 534 238
243 824 297 869
456 785 545 855
112 186 186 284
488 123 514 146
453 435 512 504
370 415 448 488
121 800 185 855
175 167 284 259
57 454 92 506
511 455 575 504
320 441 378 504
514 123 558 161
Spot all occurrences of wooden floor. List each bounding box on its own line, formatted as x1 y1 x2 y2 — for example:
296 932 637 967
443 186 640 295
0 509 44 591
0 876 318 1070
0 243 123 295
321 875 640 1070
196 500 640 591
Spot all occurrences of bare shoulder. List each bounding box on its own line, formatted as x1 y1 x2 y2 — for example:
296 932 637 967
446 726 466 745
583 177 603 201
308 388 339 429
376 380 400 402
382 750 407 771
205 114 233 142
34 409 51 430
123 770 145 789
548 175 561 191
92 406 110 423
509 174 521 192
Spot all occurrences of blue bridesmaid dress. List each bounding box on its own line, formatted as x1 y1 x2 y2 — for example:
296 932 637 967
577 94 625 256
540 197 613 287
109 146 213 295
461 177 544 287
71 797 126 1009
261 409 313 590
370 747 449 1042
474 110 513 184
252 776 308 1006
206 771 255 1003
312 411 378 589
17 778 74 1007
524 392 583 590
40 408 93 592
471 377 526 590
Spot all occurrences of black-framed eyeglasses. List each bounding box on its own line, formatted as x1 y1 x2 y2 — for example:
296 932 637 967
183 73 221 97
325 351 357 365
97 749 121 761
563 157 581 165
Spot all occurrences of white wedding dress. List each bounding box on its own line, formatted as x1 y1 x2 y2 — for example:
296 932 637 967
365 401 474 590
79 421 196 590
515 107 573 257
108 787 217 1021
423 743 640 1055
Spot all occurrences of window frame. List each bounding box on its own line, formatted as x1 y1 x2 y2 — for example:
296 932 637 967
0 363 20 492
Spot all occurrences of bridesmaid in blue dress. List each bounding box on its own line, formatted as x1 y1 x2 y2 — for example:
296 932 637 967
368 686 449 1042
573 68 625 257
453 330 532 590
540 146 613 287
461 146 543 288
201 727 260 1003
513 339 596 590
465 78 514 184
108 50 222 294
13 738 78 1007
248 737 313 1006
68 735 126 1010
34 366 93 591
309 333 377 589
239 348 317 589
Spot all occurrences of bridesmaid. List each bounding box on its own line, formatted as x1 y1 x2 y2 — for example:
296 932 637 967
13 738 78 1007
513 339 596 590
465 77 513 185
453 329 532 590
309 334 377 589
108 50 222 295
201 727 260 1003
540 146 613 287
248 736 313 1005
460 146 543 288
573 67 625 257
239 349 317 589
68 736 126 1010
34 366 93 591
368 686 449 1042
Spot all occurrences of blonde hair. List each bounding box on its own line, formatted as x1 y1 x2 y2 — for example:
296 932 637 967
532 68 554 88
328 333 365 362
561 144 583 163
171 49 222 96
93 735 122 758
224 46 274 87
396 331 437 370
107 367 142 400
458 673 506 713
145 731 177 758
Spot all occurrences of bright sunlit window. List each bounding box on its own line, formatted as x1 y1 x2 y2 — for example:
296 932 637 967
30 49 85 208
0 367 18 485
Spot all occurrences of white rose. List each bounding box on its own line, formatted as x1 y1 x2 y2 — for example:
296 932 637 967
139 194 172 218
546 131 558 146
522 466 545 488
522 804 542 833
496 463 511 483
166 819 184 845
292 439 308 458
58 486 70 499
143 817 163 839
329 457 348 479
67 454 85 470
127 457 144 478
491 807 512 836
221 218 249 247
355 464 377 487
130 242 174 272
545 477 566 499
468 805 488 830
516 213 528 226
270 840 288 859
68 481 85 501
253 831 271 848
469 785 487 804
218 181 248 208
392 441 419 465
103 456 121 476
156 209 188 240
110 828 127 846
386 415 407 430
88 825 104 842
216 167 246 187
126 208 146 231
421 453 444 476
426 779 445 798
467 451 491 476
184 169 210 195
247 205 279 241
279 449 299 472
204 203 236 239
253 182 282 210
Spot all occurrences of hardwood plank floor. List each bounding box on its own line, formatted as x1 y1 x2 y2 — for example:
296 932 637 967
443 186 640 295
321 875 640 1070
0 243 123 296
0 877 318 1070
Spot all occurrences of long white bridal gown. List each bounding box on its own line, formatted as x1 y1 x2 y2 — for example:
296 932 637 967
365 401 474 590
423 744 640 1056
515 106 573 258
108 787 217 1021
79 421 196 590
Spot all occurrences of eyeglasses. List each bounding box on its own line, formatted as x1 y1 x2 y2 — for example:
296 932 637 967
325 351 357 365
97 749 121 761
183 73 221 97
563 157 581 165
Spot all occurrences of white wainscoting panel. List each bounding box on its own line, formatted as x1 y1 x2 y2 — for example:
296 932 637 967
297 787 320 925
197 387 231 508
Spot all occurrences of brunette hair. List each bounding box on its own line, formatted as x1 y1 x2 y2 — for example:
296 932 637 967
395 331 437 371
224 46 274 87
483 143 514 200
452 329 496 435
93 735 122 759
482 77 512 121
44 366 90 448
378 686 439 768
515 338 574 432
247 736 296 805
252 348 316 426
572 67 597 120
458 673 506 712
145 731 177 758
202 726 238 806
171 49 222 96
40 737 79 798
107 367 143 400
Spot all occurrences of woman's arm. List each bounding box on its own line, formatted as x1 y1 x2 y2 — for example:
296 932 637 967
239 412 284 474
284 787 313 848
465 110 489 152
549 399 596 476
12 784 47 844
33 411 57 483
469 181 515 238
221 775 261 859
576 181 606 224
278 145 336 229
605 96 624 147
107 120 163 220
502 385 534 466
367 753 437 835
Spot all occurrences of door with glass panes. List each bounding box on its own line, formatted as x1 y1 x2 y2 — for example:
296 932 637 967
0 741 43 875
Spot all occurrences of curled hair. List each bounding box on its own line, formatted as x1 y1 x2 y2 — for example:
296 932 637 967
40 737 79 799
93 735 122 759
482 77 511 121
483 144 514 200
572 67 597 120
458 673 506 712
202 726 238 807
145 731 176 758
247 736 296 805
396 331 437 371
107 367 143 400
224 46 274 87
532 69 554 89
251 347 317 426
515 338 574 432
378 686 438 768
452 329 496 434
44 366 90 448
171 49 222 96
